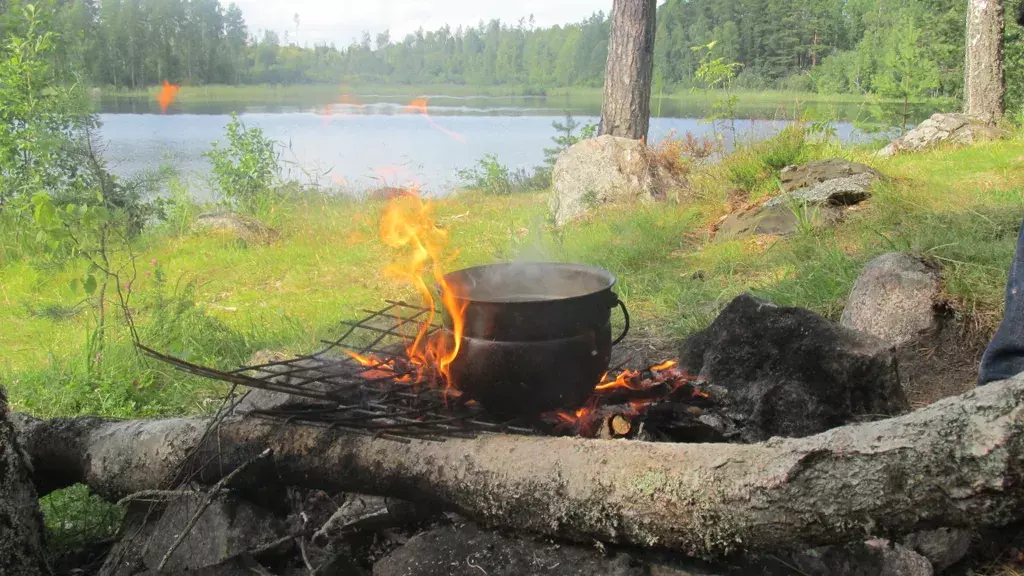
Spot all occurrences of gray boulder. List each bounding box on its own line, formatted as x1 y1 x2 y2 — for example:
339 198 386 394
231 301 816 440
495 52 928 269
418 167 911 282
99 493 287 576
549 135 686 226
840 253 943 347
765 172 879 208
791 540 933 576
679 293 908 441
718 159 883 240
878 113 1006 157
779 158 885 193
373 522 644 576
903 528 972 572
193 211 279 244
716 203 842 239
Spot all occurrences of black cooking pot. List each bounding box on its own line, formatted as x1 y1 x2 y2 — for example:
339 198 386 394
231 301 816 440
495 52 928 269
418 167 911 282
440 262 629 417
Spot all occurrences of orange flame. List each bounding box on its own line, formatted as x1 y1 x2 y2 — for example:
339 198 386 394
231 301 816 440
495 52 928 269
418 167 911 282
156 81 180 113
379 193 468 387
344 350 380 367
594 369 643 392
403 97 466 142
650 360 678 372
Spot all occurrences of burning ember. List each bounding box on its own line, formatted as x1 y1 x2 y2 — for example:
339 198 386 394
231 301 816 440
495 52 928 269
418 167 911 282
156 81 180 113
547 361 707 437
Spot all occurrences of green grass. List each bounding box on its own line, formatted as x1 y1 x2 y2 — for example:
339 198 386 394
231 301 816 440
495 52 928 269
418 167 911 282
2 128 1022 421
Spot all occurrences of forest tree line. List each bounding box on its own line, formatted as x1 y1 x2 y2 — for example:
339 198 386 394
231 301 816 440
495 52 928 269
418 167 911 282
1 0 1022 106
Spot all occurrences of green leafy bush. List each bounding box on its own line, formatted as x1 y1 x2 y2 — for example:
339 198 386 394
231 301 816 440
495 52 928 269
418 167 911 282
204 113 281 215
0 3 95 212
457 154 515 195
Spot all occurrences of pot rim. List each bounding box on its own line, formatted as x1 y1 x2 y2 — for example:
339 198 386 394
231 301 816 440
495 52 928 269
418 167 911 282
441 262 618 305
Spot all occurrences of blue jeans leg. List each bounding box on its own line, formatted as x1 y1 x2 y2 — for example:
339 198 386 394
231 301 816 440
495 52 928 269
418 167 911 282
979 218 1024 385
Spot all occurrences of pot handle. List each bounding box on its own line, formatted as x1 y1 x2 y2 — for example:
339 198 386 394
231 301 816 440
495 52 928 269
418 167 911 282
612 298 630 346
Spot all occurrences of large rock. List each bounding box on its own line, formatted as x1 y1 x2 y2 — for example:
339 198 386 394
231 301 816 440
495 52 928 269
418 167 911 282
99 493 287 576
764 172 879 208
903 528 972 572
679 294 908 440
878 113 1006 157
373 522 644 576
0 387 51 576
840 253 943 347
778 159 885 193
717 159 882 240
193 211 279 244
716 204 842 239
549 135 686 226
790 540 933 576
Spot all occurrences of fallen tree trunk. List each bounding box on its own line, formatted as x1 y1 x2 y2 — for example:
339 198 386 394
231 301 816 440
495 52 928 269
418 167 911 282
14 374 1024 557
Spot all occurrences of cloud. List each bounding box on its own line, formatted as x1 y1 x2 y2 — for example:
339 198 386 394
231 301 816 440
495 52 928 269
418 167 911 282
232 0 611 47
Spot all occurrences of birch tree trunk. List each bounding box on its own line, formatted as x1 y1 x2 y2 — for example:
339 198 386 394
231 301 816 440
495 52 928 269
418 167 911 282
965 0 1005 123
599 0 657 141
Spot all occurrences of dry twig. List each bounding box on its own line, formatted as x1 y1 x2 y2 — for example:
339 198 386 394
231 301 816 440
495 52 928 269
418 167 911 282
155 447 273 571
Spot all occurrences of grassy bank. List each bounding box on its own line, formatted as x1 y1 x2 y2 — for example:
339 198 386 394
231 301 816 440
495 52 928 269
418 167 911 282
2 127 1021 421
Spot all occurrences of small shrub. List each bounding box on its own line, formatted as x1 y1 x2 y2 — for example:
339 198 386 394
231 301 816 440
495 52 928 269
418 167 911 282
204 113 281 216
678 131 721 164
650 131 691 179
725 149 766 192
457 155 551 195
456 154 514 195
724 124 809 192
156 176 203 236
759 124 808 170
543 113 598 168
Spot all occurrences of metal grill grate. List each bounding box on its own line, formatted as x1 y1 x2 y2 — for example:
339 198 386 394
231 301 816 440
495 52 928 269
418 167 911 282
140 301 543 442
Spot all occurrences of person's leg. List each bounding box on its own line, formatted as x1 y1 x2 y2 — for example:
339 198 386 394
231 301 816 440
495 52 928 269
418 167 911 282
979 218 1024 385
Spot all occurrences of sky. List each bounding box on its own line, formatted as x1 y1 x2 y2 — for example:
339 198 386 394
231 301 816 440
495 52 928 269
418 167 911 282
232 0 614 48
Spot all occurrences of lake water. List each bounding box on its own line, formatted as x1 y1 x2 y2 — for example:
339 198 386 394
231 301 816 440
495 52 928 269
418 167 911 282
96 98 865 196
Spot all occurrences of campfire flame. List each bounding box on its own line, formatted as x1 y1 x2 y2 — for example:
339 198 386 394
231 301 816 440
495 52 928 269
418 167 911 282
378 193 467 388
156 81 180 113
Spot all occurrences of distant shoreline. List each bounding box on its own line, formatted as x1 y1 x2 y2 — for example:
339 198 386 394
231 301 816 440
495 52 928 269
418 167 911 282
91 83 953 122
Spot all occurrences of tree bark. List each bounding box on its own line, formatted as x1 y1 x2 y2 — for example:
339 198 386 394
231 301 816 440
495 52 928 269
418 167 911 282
1 389 51 576
965 0 1005 123
14 374 1024 558
600 0 657 141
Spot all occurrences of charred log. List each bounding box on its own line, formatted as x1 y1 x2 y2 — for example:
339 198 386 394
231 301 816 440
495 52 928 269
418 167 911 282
13 374 1024 557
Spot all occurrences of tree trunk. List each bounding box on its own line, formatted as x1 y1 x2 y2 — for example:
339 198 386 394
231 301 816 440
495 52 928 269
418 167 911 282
15 374 1024 557
965 0 1005 123
0 389 51 576
599 0 657 141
